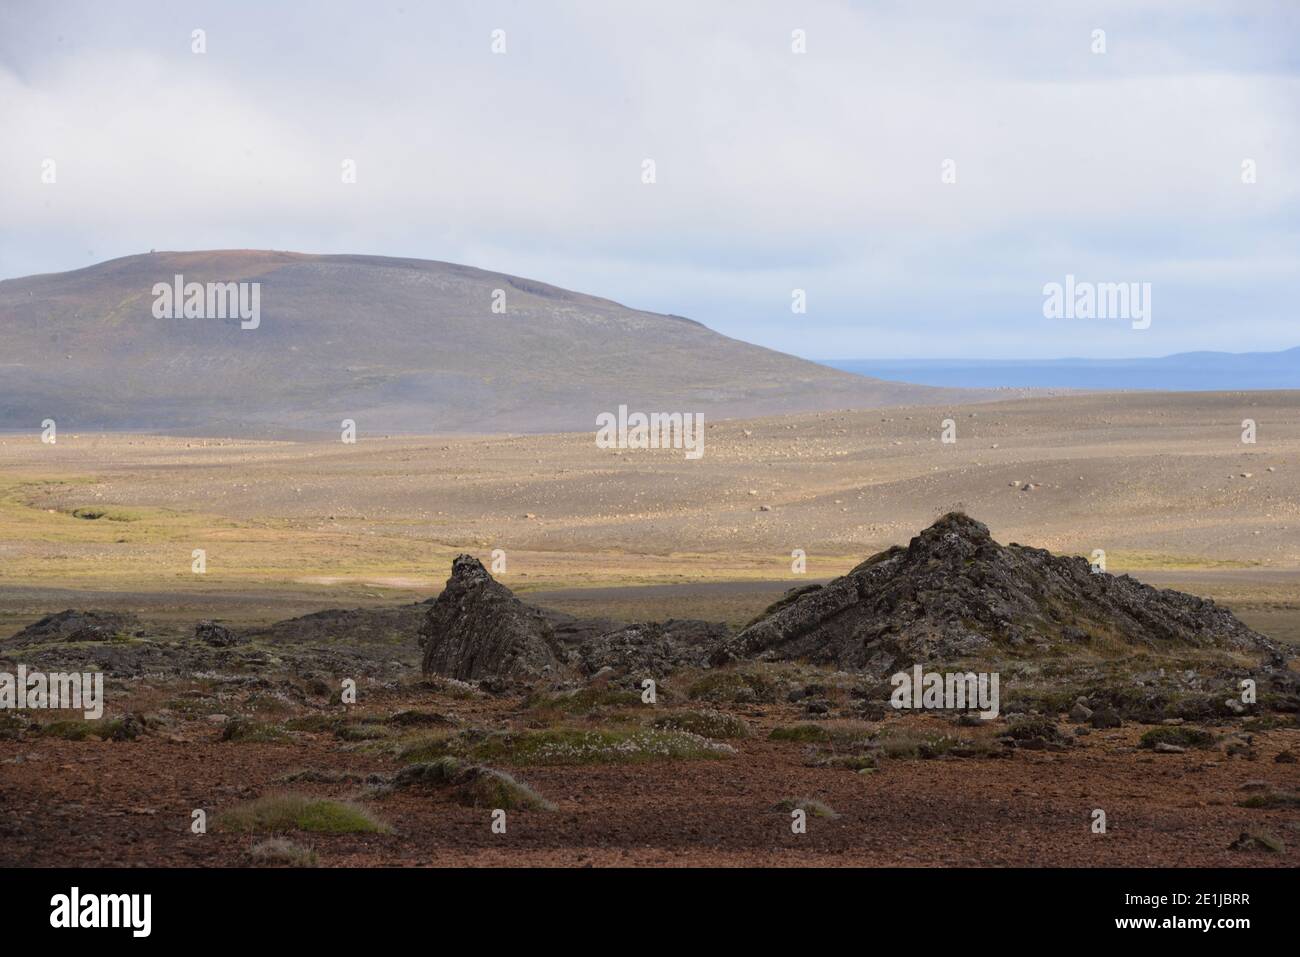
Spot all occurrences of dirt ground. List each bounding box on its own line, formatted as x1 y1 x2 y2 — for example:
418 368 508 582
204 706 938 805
2 679 1297 868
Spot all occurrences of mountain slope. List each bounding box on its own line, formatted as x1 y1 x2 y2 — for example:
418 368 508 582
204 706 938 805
0 250 985 435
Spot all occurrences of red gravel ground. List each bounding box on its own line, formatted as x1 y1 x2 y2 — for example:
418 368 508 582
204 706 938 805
2 688 1296 868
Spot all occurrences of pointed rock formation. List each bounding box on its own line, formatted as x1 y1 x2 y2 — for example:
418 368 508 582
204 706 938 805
712 512 1279 673
419 555 566 681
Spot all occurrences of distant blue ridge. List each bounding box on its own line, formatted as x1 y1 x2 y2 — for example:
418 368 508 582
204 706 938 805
818 347 1300 391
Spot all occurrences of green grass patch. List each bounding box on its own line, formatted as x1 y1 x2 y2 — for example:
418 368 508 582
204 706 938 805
216 794 388 834
768 723 832 743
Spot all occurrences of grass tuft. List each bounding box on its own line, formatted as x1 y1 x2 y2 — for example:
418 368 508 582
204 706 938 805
216 794 388 834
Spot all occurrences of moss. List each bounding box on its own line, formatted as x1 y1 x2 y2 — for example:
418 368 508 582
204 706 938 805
216 794 388 834
1139 726 1216 749
651 709 748 739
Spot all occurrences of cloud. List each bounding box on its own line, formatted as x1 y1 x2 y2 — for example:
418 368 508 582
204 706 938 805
1 0 1297 357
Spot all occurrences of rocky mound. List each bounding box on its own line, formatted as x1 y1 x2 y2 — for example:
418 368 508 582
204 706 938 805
4 610 148 647
712 512 1281 673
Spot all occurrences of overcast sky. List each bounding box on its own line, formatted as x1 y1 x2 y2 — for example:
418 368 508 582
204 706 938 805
2 0 1297 359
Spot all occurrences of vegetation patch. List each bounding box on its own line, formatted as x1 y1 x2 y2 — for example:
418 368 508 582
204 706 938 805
768 723 833 743
385 709 455 728
248 837 318 866
687 669 779 704
1002 715 1067 744
808 753 878 771
390 756 554 810
220 717 288 743
398 727 734 766
873 726 994 759
1237 790 1300 809
525 687 643 718
334 723 393 742
1139 726 1216 749
216 794 388 834
651 709 748 739
37 718 123 741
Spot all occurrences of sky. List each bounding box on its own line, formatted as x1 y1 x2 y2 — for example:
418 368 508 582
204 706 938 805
2 0 1297 359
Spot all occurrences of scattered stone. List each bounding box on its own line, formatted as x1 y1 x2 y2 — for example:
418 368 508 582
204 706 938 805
1069 703 1093 723
1153 742 1186 754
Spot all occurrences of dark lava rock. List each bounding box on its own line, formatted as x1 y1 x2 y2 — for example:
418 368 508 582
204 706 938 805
419 555 567 682
418 556 729 682
574 619 726 677
6 609 144 646
194 620 243 647
710 512 1279 672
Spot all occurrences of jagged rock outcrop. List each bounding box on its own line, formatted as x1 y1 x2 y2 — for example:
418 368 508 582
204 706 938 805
575 620 728 677
418 556 730 682
195 620 244 647
419 555 567 681
5 610 145 647
712 512 1280 673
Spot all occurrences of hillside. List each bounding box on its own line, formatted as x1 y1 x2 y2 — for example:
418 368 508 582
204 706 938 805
0 250 987 435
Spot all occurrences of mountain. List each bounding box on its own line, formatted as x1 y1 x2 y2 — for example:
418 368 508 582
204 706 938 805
823 348 1300 391
0 250 984 435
